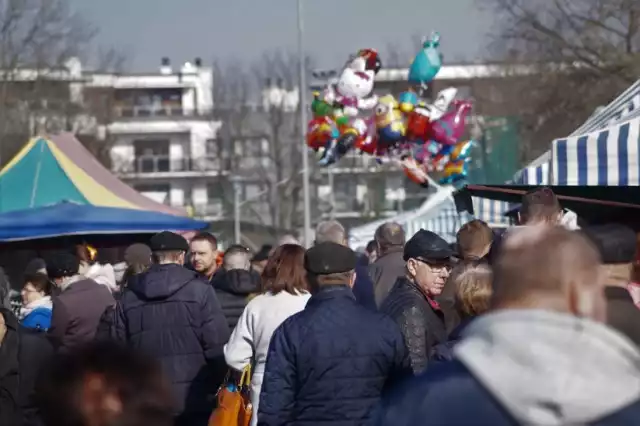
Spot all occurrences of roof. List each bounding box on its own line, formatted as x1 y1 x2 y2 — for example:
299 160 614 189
0 133 185 215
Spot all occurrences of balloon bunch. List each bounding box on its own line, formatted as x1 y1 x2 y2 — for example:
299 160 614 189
306 32 475 187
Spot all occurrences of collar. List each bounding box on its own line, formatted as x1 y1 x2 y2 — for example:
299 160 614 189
309 285 355 302
402 278 441 311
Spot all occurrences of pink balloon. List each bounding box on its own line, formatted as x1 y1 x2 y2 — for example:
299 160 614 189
428 100 472 146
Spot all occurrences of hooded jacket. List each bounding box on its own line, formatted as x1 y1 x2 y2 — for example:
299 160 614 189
113 263 230 418
0 308 53 426
211 268 261 330
375 309 640 426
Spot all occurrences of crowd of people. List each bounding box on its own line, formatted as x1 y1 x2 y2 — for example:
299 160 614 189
2 187 640 425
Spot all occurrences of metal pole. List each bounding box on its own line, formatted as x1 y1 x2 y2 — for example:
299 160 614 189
234 181 241 244
328 167 335 219
298 0 312 248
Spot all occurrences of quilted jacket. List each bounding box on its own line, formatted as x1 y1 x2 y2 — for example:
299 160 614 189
258 285 410 426
211 268 261 330
113 264 230 418
380 278 447 374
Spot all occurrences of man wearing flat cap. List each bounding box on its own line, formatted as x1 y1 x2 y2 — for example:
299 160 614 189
583 224 640 347
259 242 410 426
380 229 453 374
113 231 230 426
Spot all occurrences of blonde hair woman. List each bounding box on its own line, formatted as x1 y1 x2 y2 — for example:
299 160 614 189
431 261 492 362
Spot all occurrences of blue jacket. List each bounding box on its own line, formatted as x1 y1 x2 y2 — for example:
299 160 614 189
258 285 410 426
353 264 377 311
114 264 230 417
21 307 52 331
375 360 640 426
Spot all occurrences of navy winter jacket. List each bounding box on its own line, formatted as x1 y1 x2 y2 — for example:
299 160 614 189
374 360 640 426
353 264 377 311
113 263 230 417
258 285 410 426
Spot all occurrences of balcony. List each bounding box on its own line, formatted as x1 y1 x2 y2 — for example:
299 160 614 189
113 105 212 119
113 155 228 178
192 202 225 219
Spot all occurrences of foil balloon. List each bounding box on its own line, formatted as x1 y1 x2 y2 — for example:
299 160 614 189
408 32 442 87
307 117 338 151
319 49 382 166
429 100 473 146
398 91 418 114
406 106 431 142
401 157 430 188
425 87 457 121
439 160 469 185
375 95 406 146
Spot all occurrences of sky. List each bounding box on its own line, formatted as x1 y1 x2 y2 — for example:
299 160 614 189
69 0 494 72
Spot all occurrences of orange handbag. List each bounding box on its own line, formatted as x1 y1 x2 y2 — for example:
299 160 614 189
209 365 253 426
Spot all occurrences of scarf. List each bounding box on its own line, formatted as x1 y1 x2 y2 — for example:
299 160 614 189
18 296 52 320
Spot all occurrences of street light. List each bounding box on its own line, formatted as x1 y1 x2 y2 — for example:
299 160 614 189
297 0 312 248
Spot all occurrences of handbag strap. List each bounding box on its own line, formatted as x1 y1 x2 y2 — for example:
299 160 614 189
239 364 252 387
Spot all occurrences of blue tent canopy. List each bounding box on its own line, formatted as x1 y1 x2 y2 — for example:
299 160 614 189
0 202 208 242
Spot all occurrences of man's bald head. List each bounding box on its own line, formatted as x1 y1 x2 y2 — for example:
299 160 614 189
493 225 605 321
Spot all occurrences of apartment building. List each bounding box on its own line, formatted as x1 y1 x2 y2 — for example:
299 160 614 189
310 63 525 228
79 58 224 220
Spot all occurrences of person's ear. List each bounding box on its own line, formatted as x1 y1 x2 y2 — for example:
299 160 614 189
406 259 417 277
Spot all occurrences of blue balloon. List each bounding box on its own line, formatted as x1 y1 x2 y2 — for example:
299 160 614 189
408 32 442 86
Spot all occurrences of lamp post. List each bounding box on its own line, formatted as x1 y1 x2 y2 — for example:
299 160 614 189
297 0 312 248
232 177 241 244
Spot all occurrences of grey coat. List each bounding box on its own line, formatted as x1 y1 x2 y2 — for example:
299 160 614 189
368 248 406 307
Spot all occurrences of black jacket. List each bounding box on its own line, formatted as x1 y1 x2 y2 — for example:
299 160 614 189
258 285 410 426
0 308 53 426
211 269 261 331
368 249 406 307
380 278 447 374
113 264 230 418
605 286 640 347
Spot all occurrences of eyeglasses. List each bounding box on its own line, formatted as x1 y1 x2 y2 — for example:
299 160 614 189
413 257 452 272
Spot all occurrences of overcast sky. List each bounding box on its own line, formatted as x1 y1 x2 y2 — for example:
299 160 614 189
70 0 493 71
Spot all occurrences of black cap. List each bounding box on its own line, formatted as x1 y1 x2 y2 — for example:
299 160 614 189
403 229 454 262
582 224 636 264
305 242 357 275
25 258 47 275
45 251 79 279
149 231 189 252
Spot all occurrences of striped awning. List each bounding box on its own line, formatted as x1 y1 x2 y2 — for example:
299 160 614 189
348 187 510 248
552 115 640 185
512 160 550 185
512 79 640 186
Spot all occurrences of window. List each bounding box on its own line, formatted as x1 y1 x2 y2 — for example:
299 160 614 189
133 140 170 172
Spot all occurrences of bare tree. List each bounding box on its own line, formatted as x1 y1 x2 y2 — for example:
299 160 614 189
213 50 314 234
479 0 640 162
0 0 97 165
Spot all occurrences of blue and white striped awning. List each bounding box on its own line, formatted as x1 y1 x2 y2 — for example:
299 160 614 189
348 187 510 249
472 197 512 226
552 115 640 185
512 161 551 185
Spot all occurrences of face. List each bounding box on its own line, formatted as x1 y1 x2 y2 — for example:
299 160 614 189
22 282 44 305
407 258 451 297
189 240 217 275
337 57 375 99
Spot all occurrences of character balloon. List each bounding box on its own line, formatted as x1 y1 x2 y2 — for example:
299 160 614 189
429 100 473 146
319 49 381 165
408 32 442 89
